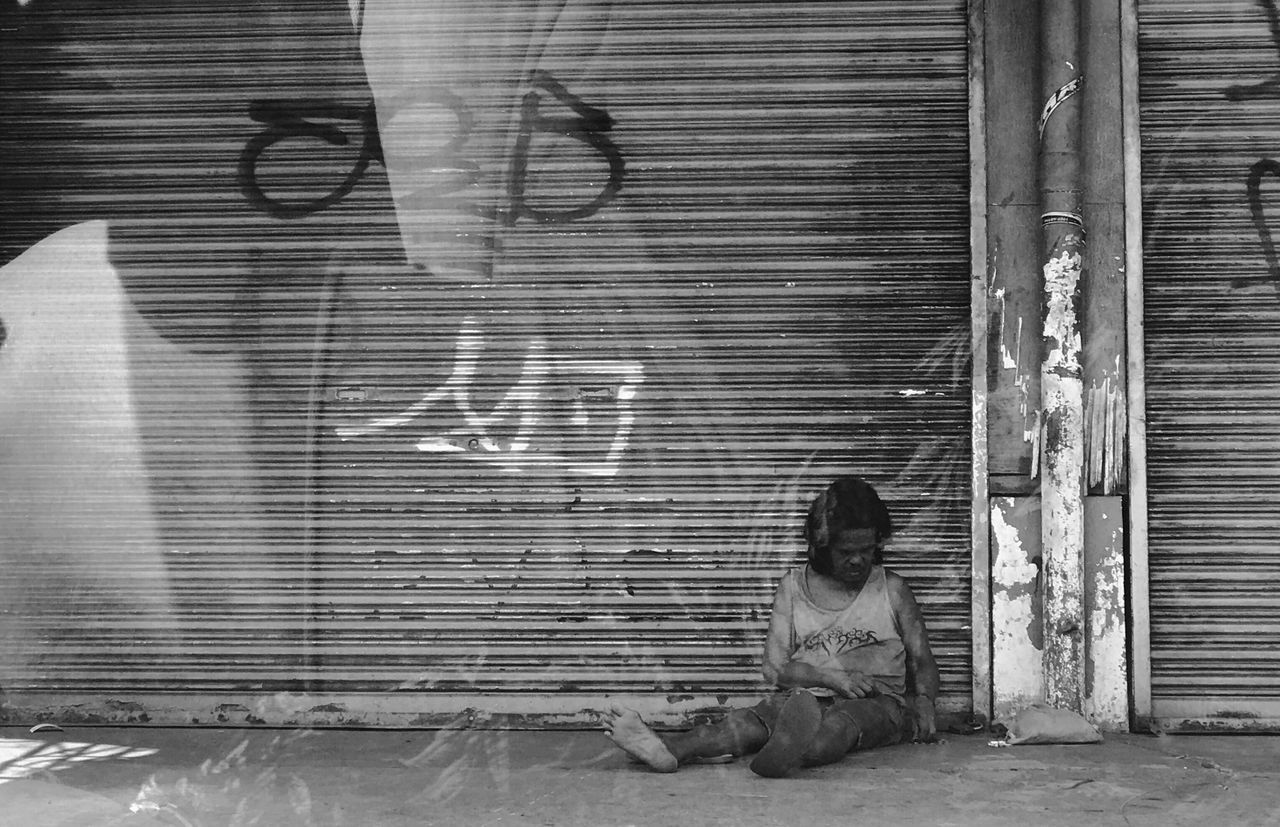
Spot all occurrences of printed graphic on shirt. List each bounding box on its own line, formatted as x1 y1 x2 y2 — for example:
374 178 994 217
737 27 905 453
800 626 880 657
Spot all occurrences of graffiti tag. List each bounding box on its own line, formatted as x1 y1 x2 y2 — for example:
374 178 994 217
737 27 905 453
1230 0 1280 291
334 317 644 478
1225 0 1280 102
237 101 384 220
238 71 625 225
1247 159 1280 290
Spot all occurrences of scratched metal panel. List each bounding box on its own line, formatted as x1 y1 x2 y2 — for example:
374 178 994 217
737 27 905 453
0 0 973 721
1138 0 1280 730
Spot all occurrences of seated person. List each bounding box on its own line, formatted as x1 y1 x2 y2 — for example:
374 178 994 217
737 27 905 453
604 475 939 777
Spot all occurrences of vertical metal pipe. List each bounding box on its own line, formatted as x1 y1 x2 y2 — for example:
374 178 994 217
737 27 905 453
1038 0 1086 711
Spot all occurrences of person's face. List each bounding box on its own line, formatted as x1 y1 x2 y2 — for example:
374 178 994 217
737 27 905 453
827 528 880 588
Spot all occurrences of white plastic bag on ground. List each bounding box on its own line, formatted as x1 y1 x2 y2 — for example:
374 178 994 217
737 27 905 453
998 704 1103 746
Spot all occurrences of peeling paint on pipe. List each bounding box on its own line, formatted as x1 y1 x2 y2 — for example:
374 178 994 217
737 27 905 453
1039 0 1086 714
1043 249 1083 372
1041 373 1085 711
1041 247 1086 715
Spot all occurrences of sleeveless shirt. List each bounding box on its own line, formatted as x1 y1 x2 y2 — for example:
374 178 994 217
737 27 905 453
762 564 908 701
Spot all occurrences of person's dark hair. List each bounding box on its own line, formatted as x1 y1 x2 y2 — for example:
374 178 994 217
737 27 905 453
804 476 894 575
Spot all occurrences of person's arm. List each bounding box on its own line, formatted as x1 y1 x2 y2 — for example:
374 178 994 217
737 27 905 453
762 573 876 696
776 659 877 698
888 571 939 740
761 576 795 686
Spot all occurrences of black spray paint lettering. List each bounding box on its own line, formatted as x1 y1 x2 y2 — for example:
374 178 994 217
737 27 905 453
237 100 384 220
1226 0 1280 101
507 71 625 224
1228 0 1280 290
239 73 624 224
399 73 625 226
1247 159 1280 291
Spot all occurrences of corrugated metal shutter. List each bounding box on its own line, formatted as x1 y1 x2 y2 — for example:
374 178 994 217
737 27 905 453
1138 0 1280 730
1 0 973 725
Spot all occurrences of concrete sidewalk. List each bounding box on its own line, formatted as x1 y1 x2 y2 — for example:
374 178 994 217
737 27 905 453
1 724 1277 827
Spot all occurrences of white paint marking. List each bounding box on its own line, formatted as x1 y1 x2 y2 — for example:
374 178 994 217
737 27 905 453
337 316 644 478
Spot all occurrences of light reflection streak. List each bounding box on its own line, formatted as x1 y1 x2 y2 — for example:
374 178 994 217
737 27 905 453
0 737 158 783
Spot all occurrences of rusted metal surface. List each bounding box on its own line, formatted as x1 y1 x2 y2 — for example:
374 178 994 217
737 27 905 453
1148 698 1280 733
0 690 976 730
1155 717 1280 734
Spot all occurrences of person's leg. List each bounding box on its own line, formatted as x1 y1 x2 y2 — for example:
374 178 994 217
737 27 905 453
663 707 771 763
799 708 861 767
800 696 907 767
604 703 771 772
748 689 823 778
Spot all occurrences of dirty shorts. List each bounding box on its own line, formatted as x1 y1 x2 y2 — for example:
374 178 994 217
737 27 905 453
749 689 917 752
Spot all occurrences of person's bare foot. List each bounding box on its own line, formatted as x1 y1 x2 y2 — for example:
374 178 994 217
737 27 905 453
603 705 678 772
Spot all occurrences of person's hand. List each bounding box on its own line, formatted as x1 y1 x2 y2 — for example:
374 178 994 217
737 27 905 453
912 694 937 742
827 670 876 699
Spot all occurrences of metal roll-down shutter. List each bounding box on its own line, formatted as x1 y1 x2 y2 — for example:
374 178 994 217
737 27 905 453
1138 0 1280 731
1 0 973 726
